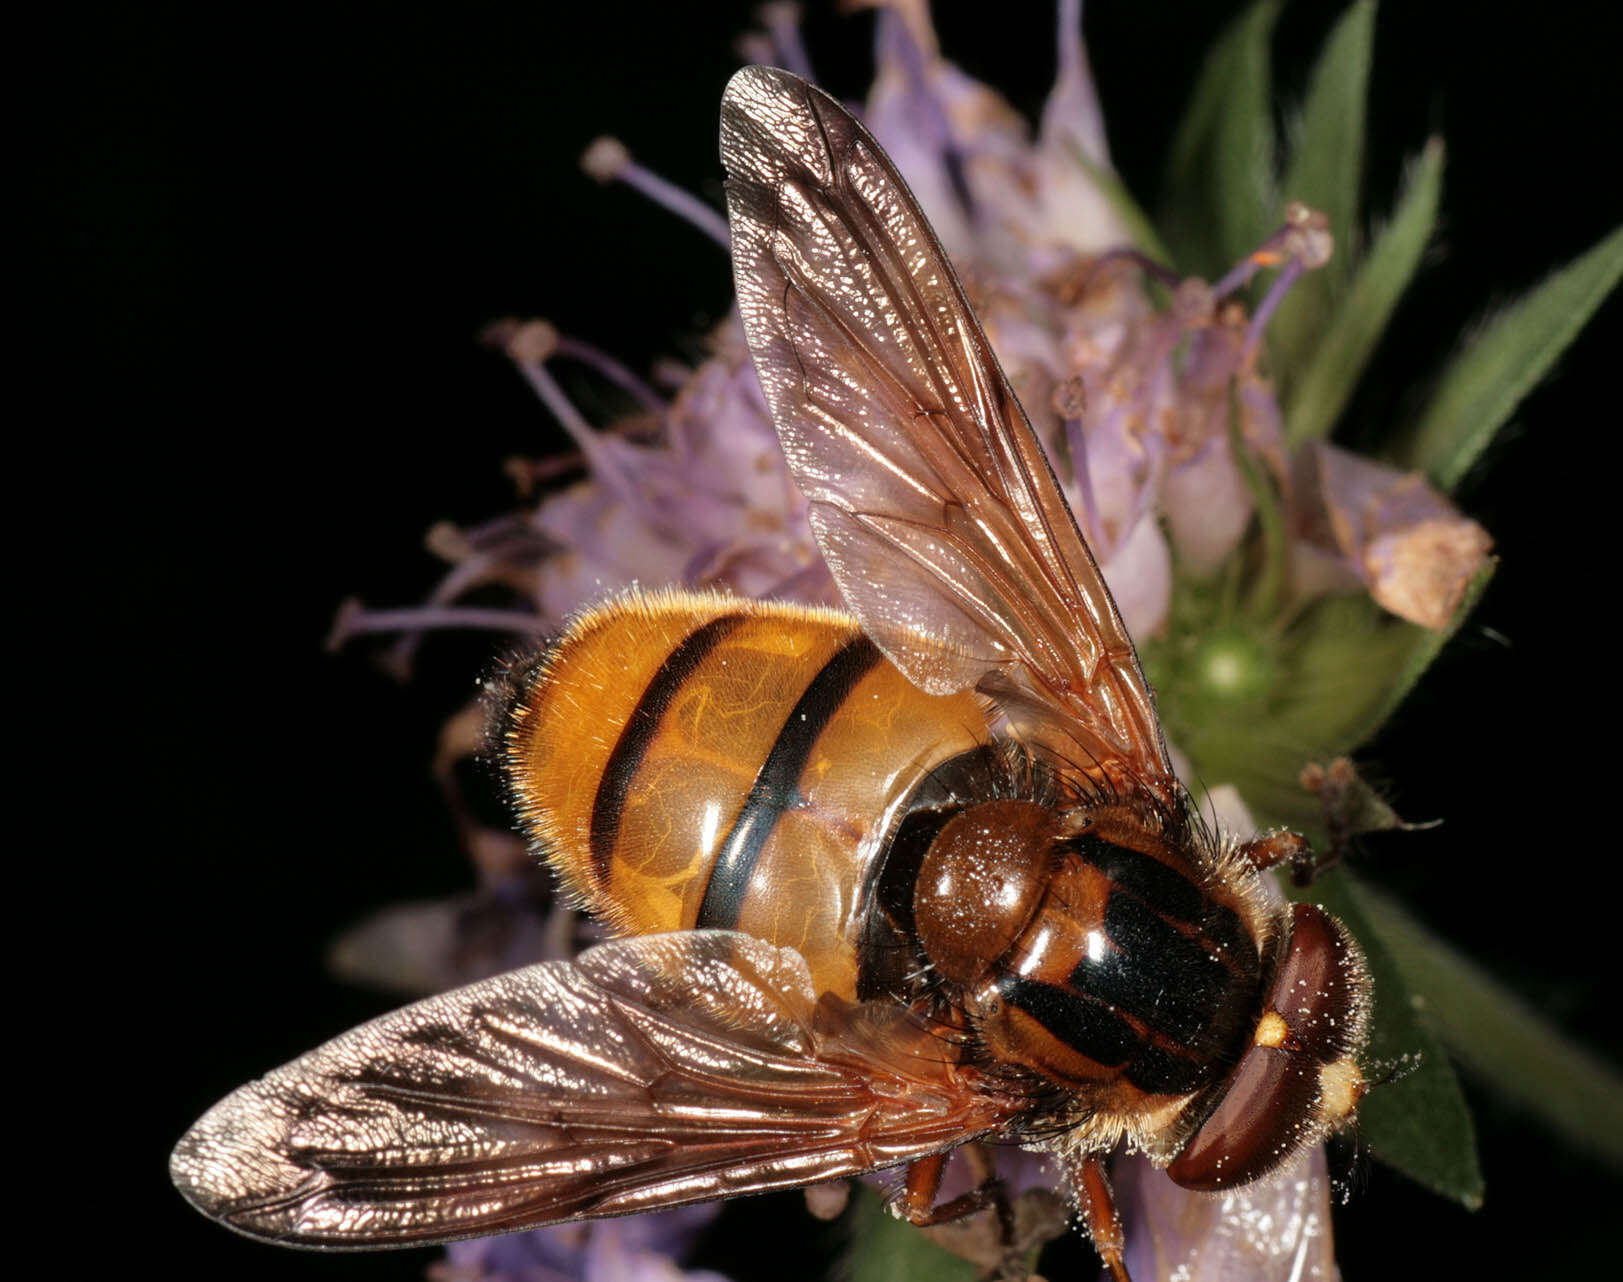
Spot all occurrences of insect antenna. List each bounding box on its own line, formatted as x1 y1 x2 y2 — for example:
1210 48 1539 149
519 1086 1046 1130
1328 1113 1374 1206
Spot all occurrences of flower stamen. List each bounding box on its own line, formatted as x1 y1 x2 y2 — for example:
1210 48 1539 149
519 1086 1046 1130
550 333 668 416
1212 202 1333 302
489 319 643 507
751 3 817 85
326 601 547 670
1243 257 1305 368
580 136 731 249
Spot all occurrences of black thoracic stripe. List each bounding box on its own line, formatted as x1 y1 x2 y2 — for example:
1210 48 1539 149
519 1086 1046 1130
999 974 1223 1091
1073 834 1259 982
697 635 882 929
1201 901 1259 975
1089 891 1243 1053
1071 835 1204 924
589 613 745 883
1127 1043 1215 1095
997 975 1137 1068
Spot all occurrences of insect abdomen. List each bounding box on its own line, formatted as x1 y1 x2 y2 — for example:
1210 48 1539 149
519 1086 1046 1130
503 589 989 999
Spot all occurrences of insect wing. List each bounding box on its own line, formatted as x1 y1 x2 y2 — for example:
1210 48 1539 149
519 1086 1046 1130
721 66 1172 787
171 931 1014 1246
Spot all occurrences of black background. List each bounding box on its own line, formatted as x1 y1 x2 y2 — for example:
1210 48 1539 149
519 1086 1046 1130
57 2 1617 1277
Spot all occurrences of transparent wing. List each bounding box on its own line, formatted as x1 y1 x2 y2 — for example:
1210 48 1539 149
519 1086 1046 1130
721 65 1173 787
171 932 1015 1247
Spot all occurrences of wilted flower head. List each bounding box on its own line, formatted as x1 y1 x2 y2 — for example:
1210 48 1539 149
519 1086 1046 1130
327 2 1620 1280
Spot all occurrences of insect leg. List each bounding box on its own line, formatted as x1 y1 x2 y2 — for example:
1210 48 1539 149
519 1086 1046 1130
1240 757 1429 885
897 1147 1011 1233
1070 1155 1132 1282
1234 829 1324 885
962 1143 1016 1245
898 1151 948 1221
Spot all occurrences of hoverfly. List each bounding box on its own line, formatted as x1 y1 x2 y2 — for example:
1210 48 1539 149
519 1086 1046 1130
172 67 1371 1281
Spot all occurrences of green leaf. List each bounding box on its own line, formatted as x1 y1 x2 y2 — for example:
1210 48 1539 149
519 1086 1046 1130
1397 223 1623 490
844 1186 977 1282
1295 874 1484 1206
1269 0 1377 390
1284 137 1444 447
1161 0 1280 276
1353 883 1623 1171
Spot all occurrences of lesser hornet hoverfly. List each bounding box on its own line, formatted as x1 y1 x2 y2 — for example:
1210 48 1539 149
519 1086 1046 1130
172 67 1371 1281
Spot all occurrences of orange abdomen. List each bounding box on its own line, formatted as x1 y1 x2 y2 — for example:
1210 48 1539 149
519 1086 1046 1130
503 590 990 999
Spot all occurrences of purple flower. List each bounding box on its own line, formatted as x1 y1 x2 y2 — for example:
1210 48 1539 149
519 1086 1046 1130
432 1203 729 1282
1115 1146 1341 1282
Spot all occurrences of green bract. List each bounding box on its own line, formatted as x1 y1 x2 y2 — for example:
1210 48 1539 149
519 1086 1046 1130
1145 0 1621 1206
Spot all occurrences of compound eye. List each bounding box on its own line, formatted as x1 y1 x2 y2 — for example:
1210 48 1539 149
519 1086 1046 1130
1166 904 1370 1190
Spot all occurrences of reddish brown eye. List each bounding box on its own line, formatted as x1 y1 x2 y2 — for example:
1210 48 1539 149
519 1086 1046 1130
1166 904 1370 1190
913 800 1054 986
